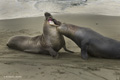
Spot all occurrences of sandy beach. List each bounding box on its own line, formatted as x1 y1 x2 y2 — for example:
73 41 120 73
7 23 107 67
0 14 120 80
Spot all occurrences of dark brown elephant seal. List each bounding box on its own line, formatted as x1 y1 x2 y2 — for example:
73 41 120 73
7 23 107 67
7 12 73 58
48 14 120 59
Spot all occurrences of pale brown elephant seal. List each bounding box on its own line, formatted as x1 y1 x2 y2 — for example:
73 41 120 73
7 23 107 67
7 12 73 58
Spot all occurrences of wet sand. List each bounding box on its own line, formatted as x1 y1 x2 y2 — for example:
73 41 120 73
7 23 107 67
0 14 120 80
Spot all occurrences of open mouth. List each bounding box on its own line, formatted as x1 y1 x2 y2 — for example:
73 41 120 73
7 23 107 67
44 12 61 26
48 18 55 25
48 18 61 26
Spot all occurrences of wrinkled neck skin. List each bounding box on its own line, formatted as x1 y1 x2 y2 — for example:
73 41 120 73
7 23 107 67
57 23 77 41
57 23 85 47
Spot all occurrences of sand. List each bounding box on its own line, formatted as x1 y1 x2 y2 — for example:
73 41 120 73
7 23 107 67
0 14 120 80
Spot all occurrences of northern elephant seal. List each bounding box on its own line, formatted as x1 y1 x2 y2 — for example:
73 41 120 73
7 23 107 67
49 14 120 59
7 12 73 58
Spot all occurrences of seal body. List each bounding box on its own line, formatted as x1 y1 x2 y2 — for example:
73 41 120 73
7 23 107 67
57 23 120 59
7 13 73 58
7 35 46 53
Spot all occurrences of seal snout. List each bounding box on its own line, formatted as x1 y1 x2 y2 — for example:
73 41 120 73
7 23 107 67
44 12 61 26
44 12 53 20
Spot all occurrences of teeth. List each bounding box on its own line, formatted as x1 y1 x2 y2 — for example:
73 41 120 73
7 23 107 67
49 21 55 25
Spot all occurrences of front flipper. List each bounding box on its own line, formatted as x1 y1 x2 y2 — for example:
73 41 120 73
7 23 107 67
81 49 89 60
46 47 59 58
63 45 74 53
81 40 89 60
24 49 40 53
